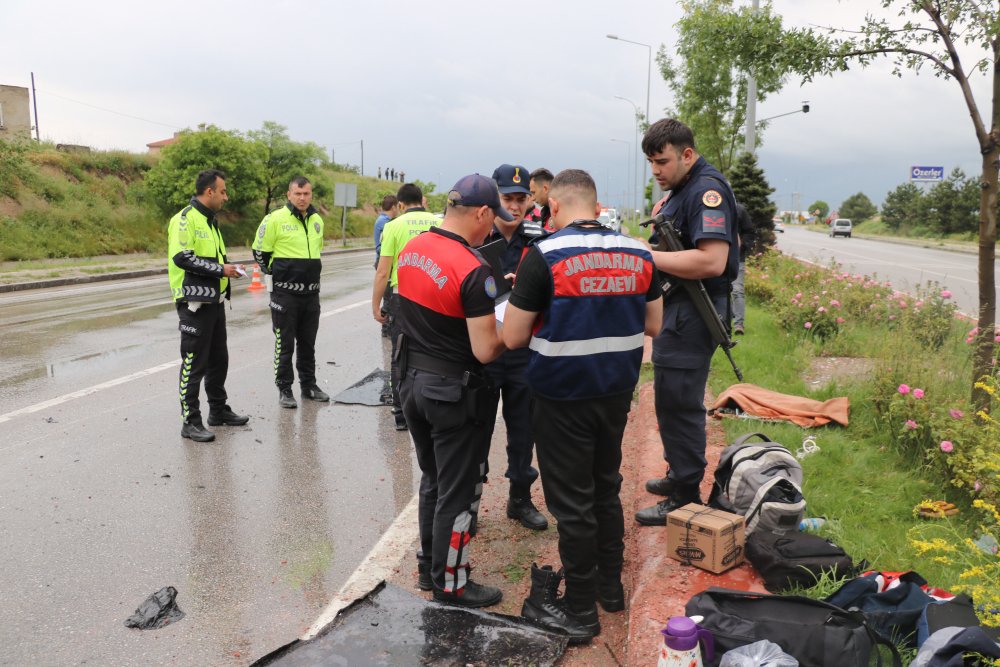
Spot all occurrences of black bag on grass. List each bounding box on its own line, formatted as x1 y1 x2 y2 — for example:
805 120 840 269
746 530 854 592
685 587 902 667
825 572 942 648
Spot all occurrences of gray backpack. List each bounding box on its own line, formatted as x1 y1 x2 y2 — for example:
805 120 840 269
708 433 806 535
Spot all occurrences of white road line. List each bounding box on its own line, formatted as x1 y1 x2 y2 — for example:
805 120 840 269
0 361 180 425
0 299 368 425
302 493 419 640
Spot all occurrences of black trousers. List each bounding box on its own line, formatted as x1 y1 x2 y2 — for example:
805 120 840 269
401 368 494 593
388 293 403 413
269 291 320 390
531 391 632 608
484 347 538 490
653 363 712 487
177 301 229 423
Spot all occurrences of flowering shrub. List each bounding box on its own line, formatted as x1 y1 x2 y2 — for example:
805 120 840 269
909 502 1000 628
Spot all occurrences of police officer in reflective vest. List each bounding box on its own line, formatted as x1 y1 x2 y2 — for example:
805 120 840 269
253 177 328 409
504 169 663 643
480 163 548 531
634 118 739 526
396 174 509 608
167 169 249 442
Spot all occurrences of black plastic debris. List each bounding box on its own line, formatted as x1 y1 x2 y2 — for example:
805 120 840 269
252 581 567 666
332 369 392 406
124 586 185 629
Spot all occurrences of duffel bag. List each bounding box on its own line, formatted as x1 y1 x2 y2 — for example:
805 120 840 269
746 529 854 592
685 587 901 667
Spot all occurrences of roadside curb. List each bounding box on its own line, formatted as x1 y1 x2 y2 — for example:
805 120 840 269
624 383 765 667
0 246 373 294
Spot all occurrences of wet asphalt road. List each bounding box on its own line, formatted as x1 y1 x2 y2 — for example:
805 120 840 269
0 251 419 666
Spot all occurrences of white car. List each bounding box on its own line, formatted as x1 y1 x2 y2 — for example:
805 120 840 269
774 222 785 233
599 209 621 232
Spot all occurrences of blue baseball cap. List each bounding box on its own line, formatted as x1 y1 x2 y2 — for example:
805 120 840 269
492 163 532 195
448 174 514 221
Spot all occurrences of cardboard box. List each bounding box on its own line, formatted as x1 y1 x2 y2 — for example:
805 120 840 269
666 504 745 574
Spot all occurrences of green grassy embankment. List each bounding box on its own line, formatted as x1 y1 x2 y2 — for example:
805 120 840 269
0 142 393 261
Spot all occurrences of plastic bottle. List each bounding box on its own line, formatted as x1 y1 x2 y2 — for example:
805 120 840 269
799 517 826 531
657 616 715 667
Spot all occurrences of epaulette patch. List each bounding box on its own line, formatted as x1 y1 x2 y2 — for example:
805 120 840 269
522 222 544 237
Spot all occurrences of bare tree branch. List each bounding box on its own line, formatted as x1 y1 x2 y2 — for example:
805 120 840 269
838 46 955 75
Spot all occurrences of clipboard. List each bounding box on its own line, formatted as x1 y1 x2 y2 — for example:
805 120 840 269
477 236 512 296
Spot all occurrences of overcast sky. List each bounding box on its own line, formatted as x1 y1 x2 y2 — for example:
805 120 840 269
1 0 991 214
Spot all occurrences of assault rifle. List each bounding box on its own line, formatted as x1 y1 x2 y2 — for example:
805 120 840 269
641 213 744 381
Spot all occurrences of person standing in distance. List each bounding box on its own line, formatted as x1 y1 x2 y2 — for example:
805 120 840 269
252 177 328 409
396 174 510 607
634 118 739 526
167 169 249 442
730 202 754 335
528 168 554 229
503 169 662 643
481 163 547 531
373 194 399 337
372 183 440 430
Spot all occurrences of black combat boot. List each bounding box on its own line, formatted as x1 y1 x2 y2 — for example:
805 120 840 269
301 385 330 402
279 387 297 409
507 485 548 530
520 564 599 645
207 406 250 426
635 484 702 526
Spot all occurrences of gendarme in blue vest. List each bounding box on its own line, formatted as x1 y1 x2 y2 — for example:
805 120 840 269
526 224 654 400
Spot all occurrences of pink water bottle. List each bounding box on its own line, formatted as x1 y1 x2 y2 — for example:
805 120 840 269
657 616 715 667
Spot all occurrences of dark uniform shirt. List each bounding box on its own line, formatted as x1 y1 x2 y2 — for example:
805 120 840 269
397 226 496 368
650 156 738 368
483 220 545 275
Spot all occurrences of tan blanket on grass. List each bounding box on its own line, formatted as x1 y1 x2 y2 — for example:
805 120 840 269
711 383 850 428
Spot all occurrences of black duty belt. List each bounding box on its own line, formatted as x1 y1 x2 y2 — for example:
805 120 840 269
408 351 479 380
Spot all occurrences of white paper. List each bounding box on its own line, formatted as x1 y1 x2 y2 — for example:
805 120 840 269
235 265 247 278
494 293 510 323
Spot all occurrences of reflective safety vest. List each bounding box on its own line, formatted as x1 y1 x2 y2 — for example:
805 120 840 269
526 224 654 400
252 203 324 294
167 201 229 303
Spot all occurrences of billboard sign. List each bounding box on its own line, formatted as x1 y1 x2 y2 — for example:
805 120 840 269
910 166 944 182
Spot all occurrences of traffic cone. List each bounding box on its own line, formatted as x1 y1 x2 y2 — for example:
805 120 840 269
248 266 266 291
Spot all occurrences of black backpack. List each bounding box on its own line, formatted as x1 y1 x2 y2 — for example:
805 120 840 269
685 587 901 667
746 530 855 592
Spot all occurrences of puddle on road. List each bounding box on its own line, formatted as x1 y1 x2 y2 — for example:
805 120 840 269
253 582 567 667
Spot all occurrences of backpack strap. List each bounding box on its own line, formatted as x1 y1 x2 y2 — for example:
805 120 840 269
731 432 774 447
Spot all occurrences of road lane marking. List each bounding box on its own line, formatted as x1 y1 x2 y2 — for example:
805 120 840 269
302 493 419 640
0 299 368 425
0 360 180 425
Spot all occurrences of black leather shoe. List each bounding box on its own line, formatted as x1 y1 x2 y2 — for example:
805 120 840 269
645 475 675 497
301 385 330 402
635 493 702 526
597 576 626 613
433 580 502 608
207 406 249 426
393 410 408 431
181 421 215 442
507 495 548 530
279 388 297 409
417 560 432 591
522 596 600 645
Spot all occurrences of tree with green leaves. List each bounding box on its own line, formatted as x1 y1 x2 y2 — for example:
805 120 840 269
146 124 267 216
657 0 811 175
248 121 329 217
881 182 923 231
728 151 777 253
808 200 829 222
839 192 878 223
924 168 979 236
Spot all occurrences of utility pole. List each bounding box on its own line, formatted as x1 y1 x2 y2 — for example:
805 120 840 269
360 139 364 176
30 72 40 142
744 0 760 155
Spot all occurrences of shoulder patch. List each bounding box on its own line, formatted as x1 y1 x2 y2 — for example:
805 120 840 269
702 190 722 208
258 223 267 239
485 276 498 299
313 222 321 234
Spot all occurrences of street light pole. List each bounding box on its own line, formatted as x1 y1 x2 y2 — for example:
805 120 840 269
614 95 641 225
610 138 632 224
607 34 652 214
